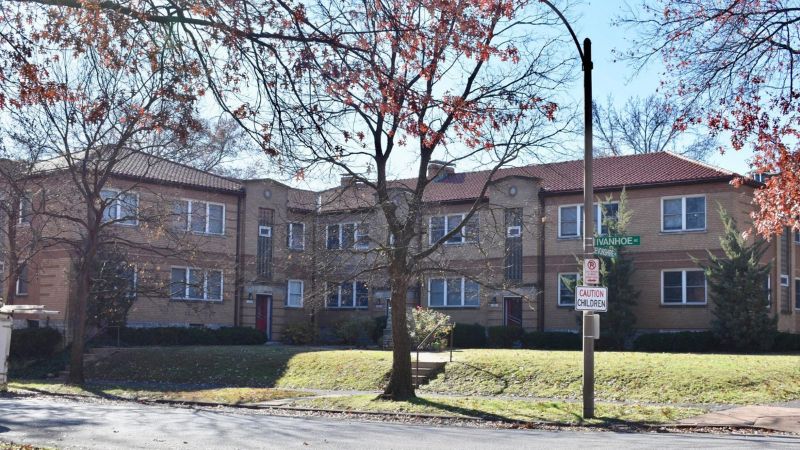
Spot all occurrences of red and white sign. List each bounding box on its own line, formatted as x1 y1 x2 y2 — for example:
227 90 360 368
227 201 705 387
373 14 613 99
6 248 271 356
583 259 600 285
575 286 608 312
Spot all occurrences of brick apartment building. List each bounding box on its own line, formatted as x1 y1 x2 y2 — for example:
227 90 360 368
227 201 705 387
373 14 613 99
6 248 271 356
6 151 800 339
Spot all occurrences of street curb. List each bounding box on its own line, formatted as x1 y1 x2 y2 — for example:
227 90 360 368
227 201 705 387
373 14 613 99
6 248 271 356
8 387 799 435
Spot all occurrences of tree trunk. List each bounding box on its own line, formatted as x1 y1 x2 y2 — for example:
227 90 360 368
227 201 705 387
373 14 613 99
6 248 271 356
381 267 415 401
67 259 90 385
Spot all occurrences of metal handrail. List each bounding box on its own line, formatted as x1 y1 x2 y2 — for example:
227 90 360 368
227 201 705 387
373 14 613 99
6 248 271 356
414 318 453 388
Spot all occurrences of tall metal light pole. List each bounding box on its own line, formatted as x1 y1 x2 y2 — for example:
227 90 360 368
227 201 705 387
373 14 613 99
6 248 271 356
538 0 595 419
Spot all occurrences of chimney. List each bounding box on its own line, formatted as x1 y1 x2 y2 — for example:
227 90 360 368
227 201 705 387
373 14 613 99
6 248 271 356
340 174 356 187
427 160 455 181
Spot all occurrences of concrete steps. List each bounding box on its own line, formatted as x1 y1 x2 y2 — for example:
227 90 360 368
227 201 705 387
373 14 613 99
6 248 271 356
411 361 446 387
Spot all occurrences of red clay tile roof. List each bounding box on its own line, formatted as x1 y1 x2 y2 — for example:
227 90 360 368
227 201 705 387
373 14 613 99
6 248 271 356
302 152 736 211
112 153 243 193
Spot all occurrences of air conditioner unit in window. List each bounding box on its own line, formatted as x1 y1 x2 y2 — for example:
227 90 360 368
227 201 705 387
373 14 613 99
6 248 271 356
259 225 272 237
781 274 790 287
507 226 521 238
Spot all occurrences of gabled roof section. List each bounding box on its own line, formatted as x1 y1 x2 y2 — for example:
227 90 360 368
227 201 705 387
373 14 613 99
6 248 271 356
305 152 738 211
33 151 244 194
532 151 734 194
112 152 243 193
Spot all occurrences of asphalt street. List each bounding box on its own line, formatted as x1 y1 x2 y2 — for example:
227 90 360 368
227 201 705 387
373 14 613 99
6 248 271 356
1 396 799 449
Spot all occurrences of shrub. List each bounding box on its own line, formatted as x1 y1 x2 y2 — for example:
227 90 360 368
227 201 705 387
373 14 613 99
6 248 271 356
334 317 379 346
487 326 524 348
118 326 267 346
632 331 720 353
281 322 317 345
409 307 452 350
522 331 581 350
772 332 800 352
452 323 487 348
10 327 62 359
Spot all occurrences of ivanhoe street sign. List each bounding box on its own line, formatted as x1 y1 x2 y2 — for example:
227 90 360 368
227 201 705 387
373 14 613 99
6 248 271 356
594 235 640 247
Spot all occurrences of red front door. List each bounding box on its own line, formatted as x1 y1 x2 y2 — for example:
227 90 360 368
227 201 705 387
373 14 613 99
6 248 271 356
255 295 272 340
504 297 522 328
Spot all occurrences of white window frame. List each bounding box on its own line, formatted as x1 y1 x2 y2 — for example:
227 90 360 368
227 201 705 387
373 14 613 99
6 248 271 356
287 279 304 308
15 264 28 296
258 225 272 237
170 266 224 302
326 223 341 249
354 223 370 250
101 189 139 226
557 272 579 306
427 277 480 308
326 222 368 250
18 194 33 225
183 199 226 235
781 274 790 287
327 281 369 309
288 223 305 250
660 269 707 305
661 195 706 233
558 203 618 238
428 213 477 245
507 225 522 238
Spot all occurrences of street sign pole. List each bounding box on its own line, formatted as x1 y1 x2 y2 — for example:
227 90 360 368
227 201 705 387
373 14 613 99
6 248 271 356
581 37 595 420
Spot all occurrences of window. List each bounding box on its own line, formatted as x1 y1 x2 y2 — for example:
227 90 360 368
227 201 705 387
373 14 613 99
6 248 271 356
793 278 800 310
326 223 368 250
327 281 369 309
16 263 28 296
795 231 800 244
287 280 304 307
122 264 137 299
170 267 223 301
327 224 340 249
662 270 707 304
507 225 522 238
258 225 272 237
662 196 706 232
100 190 138 225
557 273 578 306
765 275 772 309
288 223 305 250
428 278 480 307
558 203 619 238
781 274 790 287
18 193 33 224
176 200 225 235
429 214 479 245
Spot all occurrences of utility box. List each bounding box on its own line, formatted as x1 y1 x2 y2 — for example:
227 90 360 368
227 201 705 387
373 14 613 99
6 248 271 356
583 314 600 340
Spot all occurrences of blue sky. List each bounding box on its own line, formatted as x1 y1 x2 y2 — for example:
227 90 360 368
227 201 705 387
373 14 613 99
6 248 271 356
577 0 753 175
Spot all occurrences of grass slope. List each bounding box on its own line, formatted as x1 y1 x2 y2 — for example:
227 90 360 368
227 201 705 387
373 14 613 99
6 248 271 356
64 346 800 405
287 395 703 425
424 350 800 404
86 346 392 390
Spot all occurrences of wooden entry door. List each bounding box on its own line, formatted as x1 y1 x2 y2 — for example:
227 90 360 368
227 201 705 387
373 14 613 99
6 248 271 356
504 297 522 328
255 294 273 340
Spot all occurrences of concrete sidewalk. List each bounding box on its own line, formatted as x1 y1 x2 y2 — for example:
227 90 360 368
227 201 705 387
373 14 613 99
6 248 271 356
679 406 800 433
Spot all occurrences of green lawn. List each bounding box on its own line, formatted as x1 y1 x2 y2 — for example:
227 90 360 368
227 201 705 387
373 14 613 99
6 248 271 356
424 350 800 405
31 346 800 405
286 394 703 425
86 346 392 390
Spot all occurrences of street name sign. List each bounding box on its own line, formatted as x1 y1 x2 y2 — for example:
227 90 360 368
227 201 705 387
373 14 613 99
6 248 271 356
594 247 617 258
583 259 600 285
575 286 608 312
595 235 640 247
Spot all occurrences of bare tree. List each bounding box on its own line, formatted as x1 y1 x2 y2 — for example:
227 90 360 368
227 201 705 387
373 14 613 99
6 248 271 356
592 95 716 160
0 40 222 383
